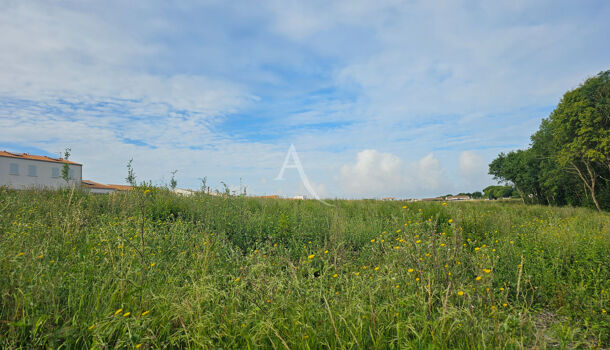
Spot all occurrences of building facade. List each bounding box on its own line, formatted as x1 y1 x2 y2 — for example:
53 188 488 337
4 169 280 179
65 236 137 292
0 151 82 189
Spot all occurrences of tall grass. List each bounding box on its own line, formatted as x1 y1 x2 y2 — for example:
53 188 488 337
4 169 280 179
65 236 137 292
0 187 608 348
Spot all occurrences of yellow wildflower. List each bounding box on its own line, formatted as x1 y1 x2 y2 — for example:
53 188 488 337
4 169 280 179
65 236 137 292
308 254 315 259
457 291 464 296
475 276 482 281
141 310 150 316
324 250 329 254
234 277 240 282
88 324 95 330
115 308 123 315
408 268 414 273
483 269 491 274
136 344 142 349
370 239 375 243
448 219 453 223
332 273 338 278
123 312 130 317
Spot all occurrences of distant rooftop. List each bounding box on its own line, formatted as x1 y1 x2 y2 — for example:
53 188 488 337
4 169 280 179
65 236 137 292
0 150 81 165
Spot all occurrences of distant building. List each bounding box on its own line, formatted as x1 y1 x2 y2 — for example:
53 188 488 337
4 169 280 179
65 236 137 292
81 181 134 194
82 180 116 194
105 184 133 192
446 195 470 201
258 195 279 199
382 197 396 201
173 188 195 196
0 151 82 190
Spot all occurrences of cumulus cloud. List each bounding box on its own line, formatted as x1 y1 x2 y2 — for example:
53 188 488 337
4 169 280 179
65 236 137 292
339 150 451 198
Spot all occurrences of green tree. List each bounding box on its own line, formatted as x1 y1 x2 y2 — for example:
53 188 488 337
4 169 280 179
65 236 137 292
549 71 610 211
126 159 136 187
489 70 610 211
61 148 72 186
169 170 178 191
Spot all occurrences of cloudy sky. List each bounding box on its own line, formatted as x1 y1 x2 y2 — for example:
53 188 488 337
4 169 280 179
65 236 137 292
1 0 609 198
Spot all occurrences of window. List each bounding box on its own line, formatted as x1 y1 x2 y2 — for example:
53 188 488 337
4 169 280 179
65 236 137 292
28 165 37 177
9 163 19 175
68 169 74 179
51 167 60 178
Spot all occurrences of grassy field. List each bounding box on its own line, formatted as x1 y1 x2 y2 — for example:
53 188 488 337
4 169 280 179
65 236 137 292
0 187 609 349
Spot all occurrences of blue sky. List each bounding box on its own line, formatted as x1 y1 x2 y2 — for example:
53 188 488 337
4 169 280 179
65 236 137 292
1 0 609 198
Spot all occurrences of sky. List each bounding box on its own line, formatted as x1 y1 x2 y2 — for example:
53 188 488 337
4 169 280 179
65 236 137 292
1 0 609 199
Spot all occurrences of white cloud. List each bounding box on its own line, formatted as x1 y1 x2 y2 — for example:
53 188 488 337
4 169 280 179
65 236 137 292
339 149 451 198
459 151 485 178
0 0 608 198
0 2 254 116
458 151 492 191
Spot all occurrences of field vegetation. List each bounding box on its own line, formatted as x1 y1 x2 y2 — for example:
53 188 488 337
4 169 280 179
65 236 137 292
1 187 609 348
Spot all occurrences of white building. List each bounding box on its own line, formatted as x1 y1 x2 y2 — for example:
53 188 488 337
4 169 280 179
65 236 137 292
0 151 82 190
82 180 116 194
173 188 195 196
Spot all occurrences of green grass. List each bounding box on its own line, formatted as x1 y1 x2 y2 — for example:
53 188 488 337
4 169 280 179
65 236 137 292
0 187 609 348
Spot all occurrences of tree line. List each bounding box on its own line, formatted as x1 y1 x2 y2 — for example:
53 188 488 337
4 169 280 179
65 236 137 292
489 70 610 211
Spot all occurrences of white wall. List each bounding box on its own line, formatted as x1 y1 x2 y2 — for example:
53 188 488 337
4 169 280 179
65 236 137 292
88 187 115 194
0 156 82 189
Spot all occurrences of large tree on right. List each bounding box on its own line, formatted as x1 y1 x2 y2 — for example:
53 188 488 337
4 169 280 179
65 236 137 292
548 71 610 211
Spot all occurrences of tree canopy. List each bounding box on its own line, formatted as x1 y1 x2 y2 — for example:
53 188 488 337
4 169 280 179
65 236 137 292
489 70 610 211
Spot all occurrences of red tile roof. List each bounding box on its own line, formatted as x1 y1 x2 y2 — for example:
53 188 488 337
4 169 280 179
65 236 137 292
0 151 81 165
82 180 115 189
105 184 133 191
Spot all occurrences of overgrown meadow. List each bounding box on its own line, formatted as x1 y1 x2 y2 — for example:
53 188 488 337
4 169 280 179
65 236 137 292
0 187 609 349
